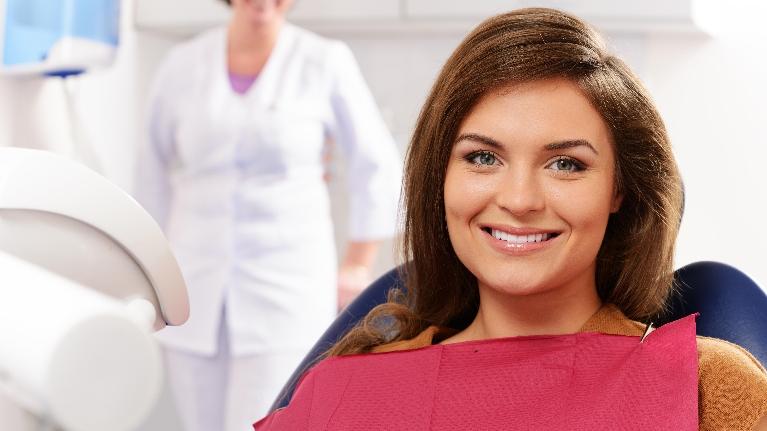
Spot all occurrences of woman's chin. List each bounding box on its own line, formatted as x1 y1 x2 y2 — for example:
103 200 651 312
479 277 556 298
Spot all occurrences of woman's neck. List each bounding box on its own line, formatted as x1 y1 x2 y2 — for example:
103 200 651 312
443 276 603 343
226 17 282 75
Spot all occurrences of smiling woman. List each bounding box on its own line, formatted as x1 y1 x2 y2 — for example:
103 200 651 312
329 7 682 348
254 7 767 431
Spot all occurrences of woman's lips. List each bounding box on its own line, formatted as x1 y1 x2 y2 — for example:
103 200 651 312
480 226 561 255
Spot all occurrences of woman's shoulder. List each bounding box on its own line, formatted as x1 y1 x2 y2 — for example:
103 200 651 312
294 27 358 73
283 23 342 58
697 335 767 377
154 27 223 82
697 336 767 430
148 27 225 101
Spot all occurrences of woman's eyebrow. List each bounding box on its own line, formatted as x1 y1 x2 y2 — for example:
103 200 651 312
454 133 502 149
455 134 599 156
544 139 599 155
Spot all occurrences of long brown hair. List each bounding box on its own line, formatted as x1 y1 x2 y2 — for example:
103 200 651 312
329 7 683 356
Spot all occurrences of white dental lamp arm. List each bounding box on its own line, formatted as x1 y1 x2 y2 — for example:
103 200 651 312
0 148 188 328
0 148 190 430
0 252 161 431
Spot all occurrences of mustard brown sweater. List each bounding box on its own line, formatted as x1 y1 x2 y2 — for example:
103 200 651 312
373 304 767 430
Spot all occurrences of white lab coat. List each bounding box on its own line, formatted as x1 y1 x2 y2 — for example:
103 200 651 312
135 24 401 357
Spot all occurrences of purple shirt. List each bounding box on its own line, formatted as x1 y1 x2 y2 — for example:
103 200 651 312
228 71 258 94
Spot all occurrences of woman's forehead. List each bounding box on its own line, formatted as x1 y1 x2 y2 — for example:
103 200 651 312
456 78 613 155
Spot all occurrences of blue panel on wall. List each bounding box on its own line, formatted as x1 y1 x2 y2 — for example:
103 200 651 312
2 0 119 67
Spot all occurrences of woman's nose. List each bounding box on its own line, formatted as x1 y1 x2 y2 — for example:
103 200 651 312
495 169 546 216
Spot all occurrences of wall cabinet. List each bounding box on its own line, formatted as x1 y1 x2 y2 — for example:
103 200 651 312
135 0 713 36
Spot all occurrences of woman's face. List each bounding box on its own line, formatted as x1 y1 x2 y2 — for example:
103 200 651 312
230 0 291 25
444 78 621 300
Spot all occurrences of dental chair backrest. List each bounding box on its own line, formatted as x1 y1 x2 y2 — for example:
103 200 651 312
270 261 767 412
660 261 767 363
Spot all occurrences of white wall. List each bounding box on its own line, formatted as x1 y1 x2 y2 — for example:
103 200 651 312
644 32 767 286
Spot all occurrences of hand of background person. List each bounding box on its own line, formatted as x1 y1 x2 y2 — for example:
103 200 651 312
337 264 372 311
337 240 381 311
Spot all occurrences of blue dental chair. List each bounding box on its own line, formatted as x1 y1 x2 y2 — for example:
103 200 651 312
270 261 767 412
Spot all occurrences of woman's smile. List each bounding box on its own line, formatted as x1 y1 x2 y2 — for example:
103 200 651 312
480 225 562 255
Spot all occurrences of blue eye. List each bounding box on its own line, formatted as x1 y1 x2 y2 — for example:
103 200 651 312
548 157 585 172
468 151 498 166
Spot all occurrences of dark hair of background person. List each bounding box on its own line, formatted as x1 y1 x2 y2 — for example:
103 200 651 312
328 7 683 356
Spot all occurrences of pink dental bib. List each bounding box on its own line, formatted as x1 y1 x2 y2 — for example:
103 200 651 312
255 314 699 430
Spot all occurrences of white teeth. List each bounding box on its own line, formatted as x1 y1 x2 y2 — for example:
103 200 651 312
490 229 551 244
510 235 526 244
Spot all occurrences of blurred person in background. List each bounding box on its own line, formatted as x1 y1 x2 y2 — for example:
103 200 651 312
133 0 401 429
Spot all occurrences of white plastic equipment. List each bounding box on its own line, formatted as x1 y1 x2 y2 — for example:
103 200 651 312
0 148 189 431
